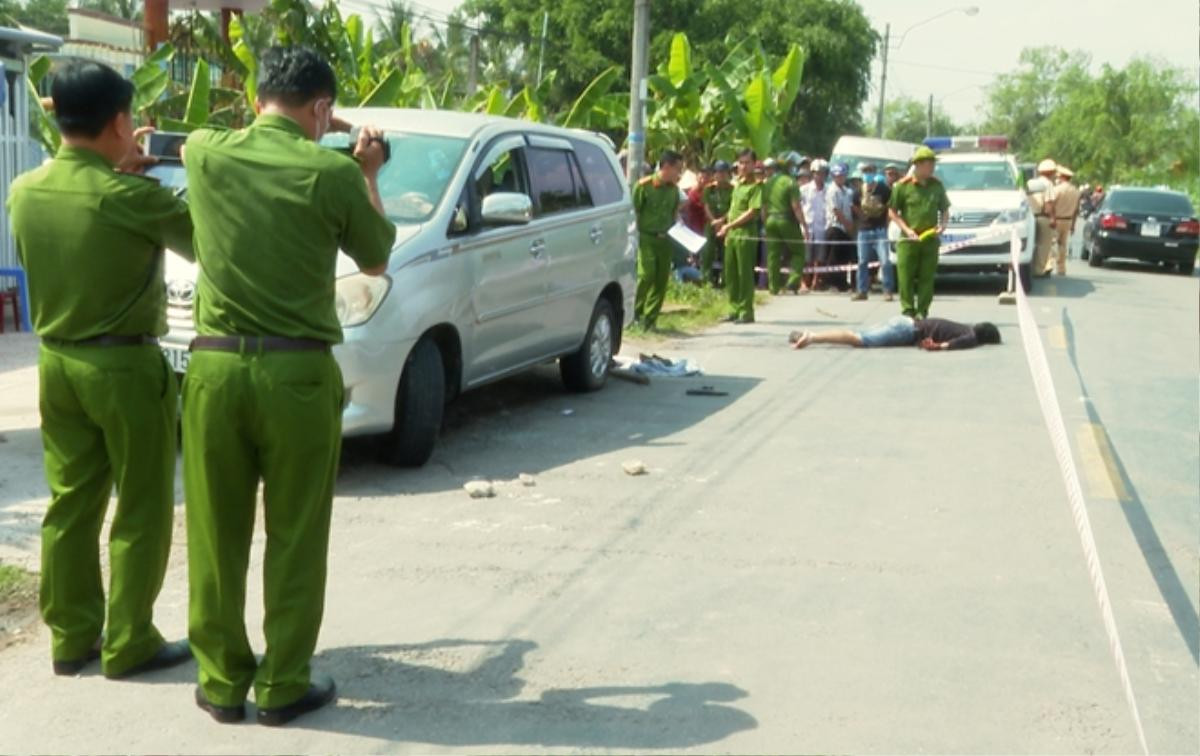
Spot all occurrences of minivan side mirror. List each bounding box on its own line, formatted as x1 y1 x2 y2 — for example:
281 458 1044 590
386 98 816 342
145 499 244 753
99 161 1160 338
481 192 533 226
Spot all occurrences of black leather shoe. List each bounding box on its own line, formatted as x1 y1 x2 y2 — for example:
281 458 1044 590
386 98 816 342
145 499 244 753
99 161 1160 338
257 676 337 727
195 686 246 724
53 644 101 676
105 639 193 680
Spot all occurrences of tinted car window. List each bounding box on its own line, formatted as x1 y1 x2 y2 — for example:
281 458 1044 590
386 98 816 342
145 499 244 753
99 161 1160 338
572 140 624 206
1107 190 1194 216
527 147 583 216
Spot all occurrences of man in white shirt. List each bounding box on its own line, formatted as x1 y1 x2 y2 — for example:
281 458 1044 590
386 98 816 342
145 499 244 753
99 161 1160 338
795 159 830 292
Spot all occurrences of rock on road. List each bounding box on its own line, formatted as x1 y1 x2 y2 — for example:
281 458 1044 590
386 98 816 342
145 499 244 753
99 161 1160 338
0 261 1196 753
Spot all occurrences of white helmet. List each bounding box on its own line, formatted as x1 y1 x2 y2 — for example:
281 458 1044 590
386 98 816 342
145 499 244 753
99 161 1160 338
810 158 829 173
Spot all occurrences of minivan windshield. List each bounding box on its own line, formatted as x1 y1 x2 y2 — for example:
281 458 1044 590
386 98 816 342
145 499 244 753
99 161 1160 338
1107 189 1194 216
935 161 1018 191
320 131 469 223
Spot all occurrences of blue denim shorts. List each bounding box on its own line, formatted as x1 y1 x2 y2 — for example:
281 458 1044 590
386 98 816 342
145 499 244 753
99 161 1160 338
858 315 916 348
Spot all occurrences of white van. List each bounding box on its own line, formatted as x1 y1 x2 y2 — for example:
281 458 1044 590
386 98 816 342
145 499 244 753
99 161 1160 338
829 135 919 174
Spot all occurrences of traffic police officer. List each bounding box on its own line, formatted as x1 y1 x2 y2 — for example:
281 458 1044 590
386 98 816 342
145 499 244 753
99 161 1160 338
1051 165 1080 273
182 46 396 726
7 62 194 678
1031 158 1059 276
888 146 950 319
701 160 734 285
763 153 808 295
632 150 684 330
716 148 763 323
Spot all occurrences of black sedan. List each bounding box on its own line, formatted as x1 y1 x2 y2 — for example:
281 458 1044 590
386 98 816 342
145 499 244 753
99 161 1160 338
1082 187 1198 274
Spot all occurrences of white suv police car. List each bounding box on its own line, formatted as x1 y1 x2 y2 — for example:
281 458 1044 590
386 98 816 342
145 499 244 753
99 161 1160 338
923 136 1037 291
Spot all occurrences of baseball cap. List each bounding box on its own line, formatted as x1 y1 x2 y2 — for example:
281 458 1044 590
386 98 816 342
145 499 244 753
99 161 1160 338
830 162 848 176
711 159 732 173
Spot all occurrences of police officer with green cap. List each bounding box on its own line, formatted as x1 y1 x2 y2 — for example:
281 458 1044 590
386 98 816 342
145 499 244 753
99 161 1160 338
888 145 950 319
182 46 396 726
762 153 808 294
716 148 763 323
632 150 684 329
701 160 734 285
7 61 194 679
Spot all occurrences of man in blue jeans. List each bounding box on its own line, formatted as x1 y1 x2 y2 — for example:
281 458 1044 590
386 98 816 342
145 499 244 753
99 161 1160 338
788 316 1001 351
851 162 893 301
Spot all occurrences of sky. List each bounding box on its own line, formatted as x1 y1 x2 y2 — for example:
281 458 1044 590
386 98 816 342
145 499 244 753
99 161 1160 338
336 0 1200 125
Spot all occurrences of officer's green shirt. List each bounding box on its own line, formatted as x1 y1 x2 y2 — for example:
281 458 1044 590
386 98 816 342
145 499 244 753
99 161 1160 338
764 173 801 220
7 146 194 340
702 182 733 220
888 175 950 233
184 114 396 344
632 174 680 236
725 180 763 239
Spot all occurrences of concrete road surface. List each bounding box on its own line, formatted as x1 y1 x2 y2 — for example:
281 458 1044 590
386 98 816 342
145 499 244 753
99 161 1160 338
0 259 1196 753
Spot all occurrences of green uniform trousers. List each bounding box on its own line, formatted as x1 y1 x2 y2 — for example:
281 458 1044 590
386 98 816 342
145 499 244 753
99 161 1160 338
635 233 673 327
37 342 176 675
765 217 805 295
182 348 343 709
701 229 723 284
725 233 757 322
896 236 939 318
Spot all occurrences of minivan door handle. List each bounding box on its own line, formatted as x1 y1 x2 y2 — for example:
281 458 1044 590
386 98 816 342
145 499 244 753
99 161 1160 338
529 239 546 257
588 225 604 244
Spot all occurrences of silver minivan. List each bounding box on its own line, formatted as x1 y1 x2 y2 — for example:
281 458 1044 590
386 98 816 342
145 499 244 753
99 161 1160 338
159 108 636 466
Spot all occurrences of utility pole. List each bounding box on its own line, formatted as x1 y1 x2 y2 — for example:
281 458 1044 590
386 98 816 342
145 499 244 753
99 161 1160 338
536 10 549 86
627 0 650 184
874 22 889 138
926 94 933 138
466 33 480 96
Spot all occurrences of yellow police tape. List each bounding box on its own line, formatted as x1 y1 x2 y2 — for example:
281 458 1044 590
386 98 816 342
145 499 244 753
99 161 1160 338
1007 230 1149 754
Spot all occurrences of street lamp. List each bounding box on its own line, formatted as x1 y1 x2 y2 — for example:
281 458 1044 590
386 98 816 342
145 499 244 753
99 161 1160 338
874 5 980 138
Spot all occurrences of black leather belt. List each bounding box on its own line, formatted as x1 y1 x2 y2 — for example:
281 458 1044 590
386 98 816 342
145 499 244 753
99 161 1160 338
43 334 158 348
190 336 330 353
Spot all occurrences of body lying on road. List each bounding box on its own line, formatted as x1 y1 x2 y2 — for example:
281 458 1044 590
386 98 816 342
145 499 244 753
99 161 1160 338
789 315 1001 351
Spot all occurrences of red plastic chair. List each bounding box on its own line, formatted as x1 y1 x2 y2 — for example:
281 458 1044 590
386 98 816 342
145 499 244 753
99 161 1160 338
0 287 20 333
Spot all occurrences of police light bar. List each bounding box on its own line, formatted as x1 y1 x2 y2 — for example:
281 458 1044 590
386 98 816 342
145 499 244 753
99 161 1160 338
923 135 1010 152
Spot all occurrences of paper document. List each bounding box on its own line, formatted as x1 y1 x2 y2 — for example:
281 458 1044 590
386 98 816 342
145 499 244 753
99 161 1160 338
667 222 708 254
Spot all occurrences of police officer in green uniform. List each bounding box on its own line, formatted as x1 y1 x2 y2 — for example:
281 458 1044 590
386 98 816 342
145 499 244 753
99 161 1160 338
701 160 733 286
716 148 763 323
182 46 396 726
7 62 194 678
888 146 950 319
632 150 683 330
763 153 808 295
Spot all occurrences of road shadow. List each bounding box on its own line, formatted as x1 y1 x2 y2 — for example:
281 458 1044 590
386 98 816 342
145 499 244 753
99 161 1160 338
338 364 762 496
1099 260 1197 278
1062 310 1200 666
298 638 756 749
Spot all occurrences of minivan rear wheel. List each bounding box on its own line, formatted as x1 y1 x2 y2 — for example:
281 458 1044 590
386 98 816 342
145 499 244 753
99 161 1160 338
560 298 614 393
379 337 444 467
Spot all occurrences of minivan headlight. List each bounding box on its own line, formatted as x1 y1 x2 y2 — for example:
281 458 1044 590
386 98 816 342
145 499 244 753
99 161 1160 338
335 272 391 327
993 204 1028 225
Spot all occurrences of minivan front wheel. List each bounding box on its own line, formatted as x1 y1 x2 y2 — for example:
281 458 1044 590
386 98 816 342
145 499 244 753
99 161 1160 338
560 298 614 392
379 337 445 467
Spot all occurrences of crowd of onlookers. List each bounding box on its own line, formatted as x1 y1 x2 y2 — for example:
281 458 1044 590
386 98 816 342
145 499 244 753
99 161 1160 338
676 154 908 300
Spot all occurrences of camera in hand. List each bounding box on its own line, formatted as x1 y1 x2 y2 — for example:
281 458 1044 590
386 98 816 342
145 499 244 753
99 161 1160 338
332 127 391 165
148 131 187 162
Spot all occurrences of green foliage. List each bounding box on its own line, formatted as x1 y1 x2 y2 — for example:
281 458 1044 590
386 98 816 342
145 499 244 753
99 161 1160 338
983 47 1199 202
881 96 959 144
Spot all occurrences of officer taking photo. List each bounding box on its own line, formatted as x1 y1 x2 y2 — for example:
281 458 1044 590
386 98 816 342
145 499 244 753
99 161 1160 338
7 62 195 679
181 45 396 726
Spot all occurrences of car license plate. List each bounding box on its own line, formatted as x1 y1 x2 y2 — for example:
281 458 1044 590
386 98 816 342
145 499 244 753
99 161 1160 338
1140 222 1161 237
940 233 969 245
163 346 190 373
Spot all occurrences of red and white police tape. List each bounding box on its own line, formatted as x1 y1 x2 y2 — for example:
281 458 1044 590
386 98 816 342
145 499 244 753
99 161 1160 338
1007 229 1150 754
738 229 1012 275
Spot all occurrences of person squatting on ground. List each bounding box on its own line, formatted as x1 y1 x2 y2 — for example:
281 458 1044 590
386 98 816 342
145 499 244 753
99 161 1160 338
715 148 763 324
8 61 196 681
182 45 396 726
788 316 1001 351
888 146 950 320
632 150 685 329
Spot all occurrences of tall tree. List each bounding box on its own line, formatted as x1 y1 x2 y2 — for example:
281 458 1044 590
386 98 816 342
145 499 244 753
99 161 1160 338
461 0 876 154
881 95 957 144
